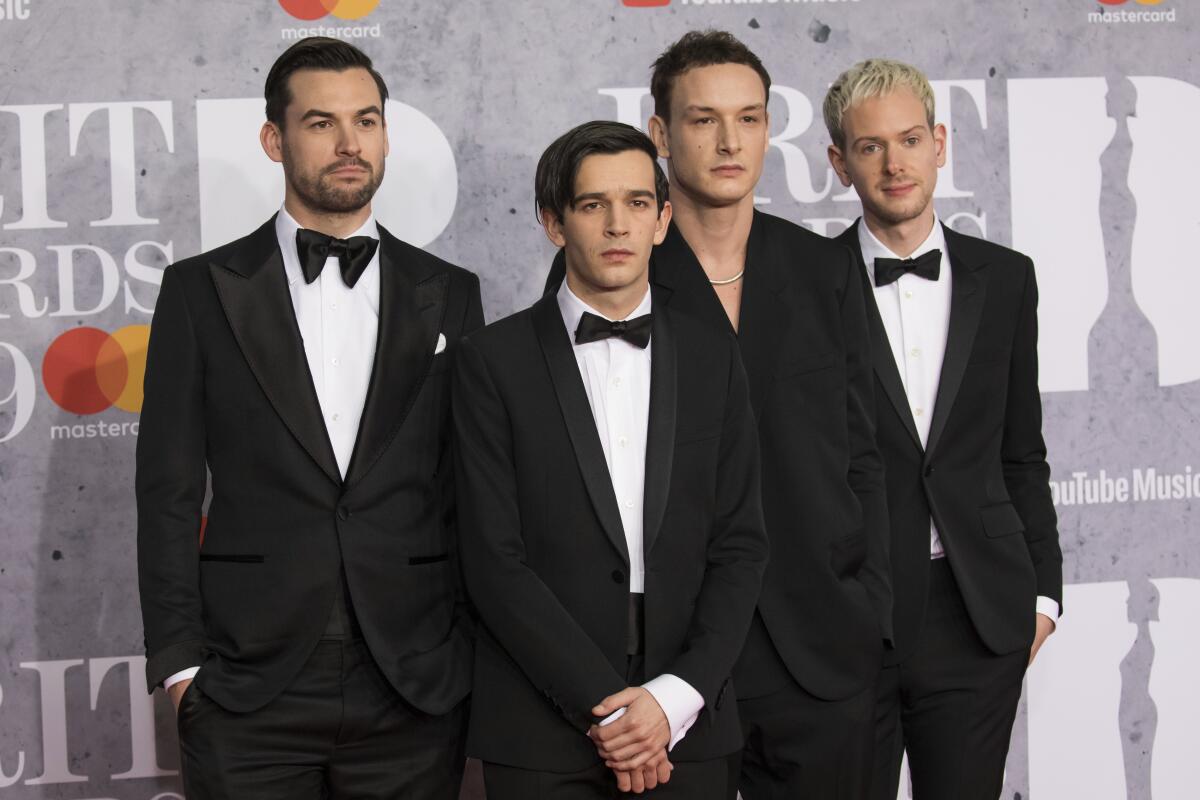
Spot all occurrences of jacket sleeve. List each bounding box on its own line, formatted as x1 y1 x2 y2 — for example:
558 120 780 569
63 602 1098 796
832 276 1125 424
1002 258 1063 609
665 336 769 707
838 247 894 644
453 336 626 733
136 266 208 692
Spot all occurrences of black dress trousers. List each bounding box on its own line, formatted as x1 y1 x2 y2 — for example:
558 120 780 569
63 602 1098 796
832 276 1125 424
178 638 468 799
871 559 1027 800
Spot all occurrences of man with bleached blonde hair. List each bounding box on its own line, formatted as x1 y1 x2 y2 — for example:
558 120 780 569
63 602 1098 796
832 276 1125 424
824 59 1062 800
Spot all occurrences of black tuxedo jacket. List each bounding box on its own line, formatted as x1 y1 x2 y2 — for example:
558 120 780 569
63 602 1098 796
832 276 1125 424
136 216 482 713
546 212 891 702
452 291 768 771
836 221 1062 662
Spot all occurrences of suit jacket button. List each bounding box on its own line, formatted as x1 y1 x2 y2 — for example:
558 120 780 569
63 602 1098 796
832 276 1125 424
337 506 351 521
611 570 624 584
924 465 935 477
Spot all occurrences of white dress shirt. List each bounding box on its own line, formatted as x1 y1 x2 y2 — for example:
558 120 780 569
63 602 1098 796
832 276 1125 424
163 207 382 692
556 281 705 750
857 217 1060 622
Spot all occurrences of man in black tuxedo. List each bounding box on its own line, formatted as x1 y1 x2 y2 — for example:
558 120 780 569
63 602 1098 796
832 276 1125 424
136 37 481 798
545 31 891 799
823 59 1062 800
454 121 768 799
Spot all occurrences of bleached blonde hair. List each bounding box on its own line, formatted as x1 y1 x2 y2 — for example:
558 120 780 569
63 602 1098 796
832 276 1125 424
822 59 936 149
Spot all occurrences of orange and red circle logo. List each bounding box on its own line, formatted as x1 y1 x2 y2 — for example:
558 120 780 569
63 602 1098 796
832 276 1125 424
279 0 381 20
42 326 150 415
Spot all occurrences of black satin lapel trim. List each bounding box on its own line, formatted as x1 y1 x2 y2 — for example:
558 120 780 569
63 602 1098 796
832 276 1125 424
843 226 923 451
532 297 630 565
344 248 447 489
210 250 341 487
926 248 987 457
642 302 677 556
734 211 788 418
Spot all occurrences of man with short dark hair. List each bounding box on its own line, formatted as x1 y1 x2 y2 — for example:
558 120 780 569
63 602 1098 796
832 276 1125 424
456 120 768 799
547 30 891 799
824 59 1061 800
137 37 480 798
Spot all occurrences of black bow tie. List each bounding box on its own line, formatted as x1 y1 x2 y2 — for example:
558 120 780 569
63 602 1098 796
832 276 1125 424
873 249 942 287
574 312 653 349
296 228 379 288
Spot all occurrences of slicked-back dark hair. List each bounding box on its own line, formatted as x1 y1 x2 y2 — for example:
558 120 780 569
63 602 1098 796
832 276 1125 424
264 37 389 128
650 29 771 121
535 121 669 223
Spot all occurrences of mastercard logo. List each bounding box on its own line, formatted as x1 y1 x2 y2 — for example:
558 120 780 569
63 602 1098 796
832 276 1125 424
42 326 150 415
279 0 381 21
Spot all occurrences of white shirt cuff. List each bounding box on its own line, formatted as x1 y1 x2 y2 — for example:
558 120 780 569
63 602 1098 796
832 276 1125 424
1036 595 1060 623
163 666 200 691
642 674 705 751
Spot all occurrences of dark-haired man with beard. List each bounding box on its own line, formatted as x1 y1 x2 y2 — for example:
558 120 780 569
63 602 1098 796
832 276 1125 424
137 37 480 798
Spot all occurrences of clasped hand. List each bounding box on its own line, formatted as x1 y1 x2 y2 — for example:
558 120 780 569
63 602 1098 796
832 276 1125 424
589 687 673 794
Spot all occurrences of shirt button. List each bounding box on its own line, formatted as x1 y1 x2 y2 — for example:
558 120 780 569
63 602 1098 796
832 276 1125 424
330 302 338 310
331 413 340 422
331 357 340 366
904 290 913 299
612 376 622 388
914 407 924 417
619 436 628 448
624 500 634 509
910 348 921 358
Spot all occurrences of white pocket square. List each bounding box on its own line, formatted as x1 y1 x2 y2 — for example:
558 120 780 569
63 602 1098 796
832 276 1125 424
434 333 447 355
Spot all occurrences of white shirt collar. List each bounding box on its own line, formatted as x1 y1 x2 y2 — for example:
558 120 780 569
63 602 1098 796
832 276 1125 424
857 214 946 288
275 206 380 285
556 280 653 344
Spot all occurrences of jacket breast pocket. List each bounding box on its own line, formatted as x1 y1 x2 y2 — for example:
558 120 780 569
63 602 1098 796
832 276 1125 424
776 350 838 380
675 422 722 446
980 502 1025 538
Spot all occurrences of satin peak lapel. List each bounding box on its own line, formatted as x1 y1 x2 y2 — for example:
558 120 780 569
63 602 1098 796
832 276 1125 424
844 223 923 450
926 227 988 457
642 302 676 556
533 296 630 565
344 232 447 488
209 217 342 486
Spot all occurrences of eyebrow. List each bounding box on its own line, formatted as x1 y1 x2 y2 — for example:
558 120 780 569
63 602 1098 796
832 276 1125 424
683 103 765 114
299 105 383 121
571 189 657 205
851 125 926 148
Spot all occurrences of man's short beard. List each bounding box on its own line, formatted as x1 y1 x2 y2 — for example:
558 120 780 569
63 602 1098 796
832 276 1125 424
283 147 384 215
869 188 933 227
